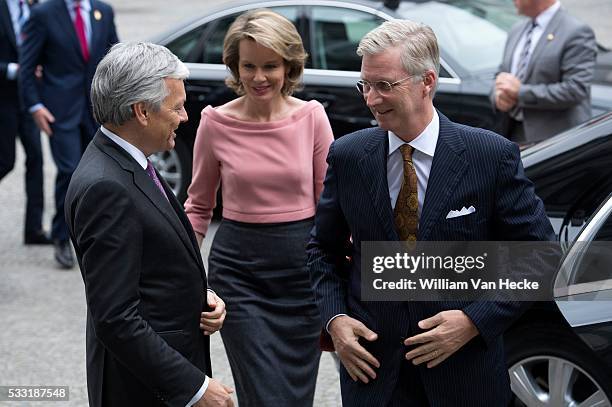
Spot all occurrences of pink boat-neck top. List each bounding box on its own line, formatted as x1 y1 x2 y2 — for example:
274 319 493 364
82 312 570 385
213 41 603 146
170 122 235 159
184 100 334 237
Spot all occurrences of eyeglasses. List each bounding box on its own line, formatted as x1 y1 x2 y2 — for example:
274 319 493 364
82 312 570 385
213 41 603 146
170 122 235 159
356 76 414 96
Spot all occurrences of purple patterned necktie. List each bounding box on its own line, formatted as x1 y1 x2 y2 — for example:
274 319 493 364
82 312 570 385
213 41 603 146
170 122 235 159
146 160 169 201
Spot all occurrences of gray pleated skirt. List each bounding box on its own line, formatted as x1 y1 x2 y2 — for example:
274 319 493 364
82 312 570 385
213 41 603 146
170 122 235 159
208 218 322 407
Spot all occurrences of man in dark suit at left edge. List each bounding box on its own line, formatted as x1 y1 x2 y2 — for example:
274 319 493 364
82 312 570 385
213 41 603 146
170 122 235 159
0 0 50 245
19 0 118 268
65 42 235 407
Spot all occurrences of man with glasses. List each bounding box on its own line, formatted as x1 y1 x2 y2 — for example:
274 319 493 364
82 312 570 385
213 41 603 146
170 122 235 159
308 19 554 406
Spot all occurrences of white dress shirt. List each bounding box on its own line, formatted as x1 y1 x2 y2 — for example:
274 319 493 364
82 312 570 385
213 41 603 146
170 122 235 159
387 109 439 217
65 0 92 46
511 1 561 75
99 126 210 407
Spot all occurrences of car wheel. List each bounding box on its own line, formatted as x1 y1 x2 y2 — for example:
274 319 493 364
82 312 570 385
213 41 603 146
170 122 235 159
506 323 612 407
150 137 192 202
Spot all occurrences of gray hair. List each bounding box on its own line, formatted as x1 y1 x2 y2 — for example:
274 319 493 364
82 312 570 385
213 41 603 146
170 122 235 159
91 42 189 126
357 19 440 80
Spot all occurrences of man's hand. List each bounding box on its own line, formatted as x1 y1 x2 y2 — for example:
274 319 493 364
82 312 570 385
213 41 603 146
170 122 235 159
494 72 521 111
200 291 226 335
403 310 478 368
494 90 516 112
194 378 234 407
328 315 380 383
32 107 55 136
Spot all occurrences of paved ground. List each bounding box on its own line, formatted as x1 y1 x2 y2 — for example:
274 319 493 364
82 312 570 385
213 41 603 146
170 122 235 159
0 2 339 406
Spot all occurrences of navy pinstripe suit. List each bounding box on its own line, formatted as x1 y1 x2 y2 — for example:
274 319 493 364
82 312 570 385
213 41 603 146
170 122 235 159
307 112 554 406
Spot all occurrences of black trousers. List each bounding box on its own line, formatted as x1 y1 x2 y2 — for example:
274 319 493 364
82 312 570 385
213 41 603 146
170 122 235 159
387 360 430 407
47 114 96 242
0 105 44 234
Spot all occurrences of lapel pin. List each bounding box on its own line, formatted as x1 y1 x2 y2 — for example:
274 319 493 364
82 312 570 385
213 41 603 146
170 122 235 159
547 33 554 41
94 10 102 21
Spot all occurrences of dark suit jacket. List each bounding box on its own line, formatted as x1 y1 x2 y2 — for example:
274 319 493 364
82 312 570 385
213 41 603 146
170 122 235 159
65 131 212 407
307 113 555 406
492 8 596 142
18 0 118 130
0 0 24 107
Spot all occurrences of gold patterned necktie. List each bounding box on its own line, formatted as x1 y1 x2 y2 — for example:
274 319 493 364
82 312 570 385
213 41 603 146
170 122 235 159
394 144 418 241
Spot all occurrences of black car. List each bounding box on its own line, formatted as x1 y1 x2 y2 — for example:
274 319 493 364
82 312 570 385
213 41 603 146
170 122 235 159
505 193 612 406
151 0 612 201
523 111 612 243
503 113 612 406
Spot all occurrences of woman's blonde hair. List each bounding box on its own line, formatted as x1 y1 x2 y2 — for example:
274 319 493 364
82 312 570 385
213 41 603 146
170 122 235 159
223 9 307 96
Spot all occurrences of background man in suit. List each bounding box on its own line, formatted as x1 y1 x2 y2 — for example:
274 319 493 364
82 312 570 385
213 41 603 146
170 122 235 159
308 20 554 406
19 0 118 268
492 0 596 144
65 42 234 407
0 0 50 245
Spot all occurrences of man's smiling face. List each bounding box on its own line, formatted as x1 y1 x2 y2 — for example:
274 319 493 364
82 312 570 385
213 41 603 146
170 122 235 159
360 46 427 139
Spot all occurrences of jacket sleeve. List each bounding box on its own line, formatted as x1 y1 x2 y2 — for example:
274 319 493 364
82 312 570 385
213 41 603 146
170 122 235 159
307 142 353 327
463 141 556 346
17 5 45 110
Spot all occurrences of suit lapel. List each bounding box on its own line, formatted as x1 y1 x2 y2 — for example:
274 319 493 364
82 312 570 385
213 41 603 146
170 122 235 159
133 165 205 268
53 0 84 63
159 174 206 273
94 132 203 268
504 20 529 68
0 1 17 51
505 20 530 69
88 0 100 61
357 128 399 241
523 8 564 81
419 113 468 241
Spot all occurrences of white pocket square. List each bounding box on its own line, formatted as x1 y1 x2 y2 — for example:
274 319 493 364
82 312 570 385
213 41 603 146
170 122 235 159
446 206 476 219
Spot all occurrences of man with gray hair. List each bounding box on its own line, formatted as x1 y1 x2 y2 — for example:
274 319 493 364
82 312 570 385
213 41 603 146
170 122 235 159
308 20 554 406
65 42 234 407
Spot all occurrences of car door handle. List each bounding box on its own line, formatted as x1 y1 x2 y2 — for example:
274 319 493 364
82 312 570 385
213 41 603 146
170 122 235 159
186 85 213 102
305 93 337 108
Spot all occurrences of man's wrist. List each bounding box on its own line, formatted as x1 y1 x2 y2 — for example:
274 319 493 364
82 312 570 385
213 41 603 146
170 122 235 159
7 63 19 80
186 376 209 407
326 313 348 333
29 103 44 114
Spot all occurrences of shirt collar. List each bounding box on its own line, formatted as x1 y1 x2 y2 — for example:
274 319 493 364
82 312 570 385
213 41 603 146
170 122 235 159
100 126 148 170
534 1 561 29
65 0 92 12
388 110 439 158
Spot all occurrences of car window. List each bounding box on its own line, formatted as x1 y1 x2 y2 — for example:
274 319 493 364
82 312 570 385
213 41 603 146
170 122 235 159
200 15 235 64
439 65 451 79
310 6 384 71
166 24 207 62
167 7 300 64
441 0 520 31
396 2 508 72
572 205 612 285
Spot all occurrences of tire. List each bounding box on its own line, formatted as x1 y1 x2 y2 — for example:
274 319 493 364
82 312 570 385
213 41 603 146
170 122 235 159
150 137 192 202
505 322 612 407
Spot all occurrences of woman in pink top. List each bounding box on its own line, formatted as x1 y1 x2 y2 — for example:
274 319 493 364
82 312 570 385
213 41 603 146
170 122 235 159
184 10 333 407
